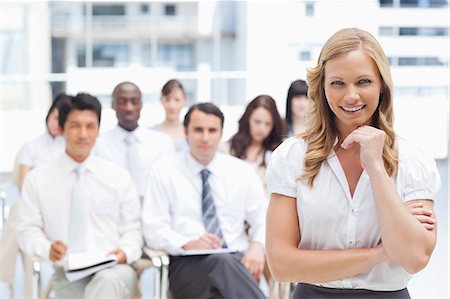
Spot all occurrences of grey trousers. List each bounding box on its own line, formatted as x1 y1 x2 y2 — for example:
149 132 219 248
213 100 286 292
52 264 137 299
293 283 411 299
169 252 266 299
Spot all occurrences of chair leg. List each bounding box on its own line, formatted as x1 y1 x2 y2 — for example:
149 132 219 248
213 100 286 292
7 283 14 299
160 256 170 299
31 259 41 299
150 257 162 299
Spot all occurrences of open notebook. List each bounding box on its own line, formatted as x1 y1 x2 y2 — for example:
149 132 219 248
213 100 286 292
65 253 118 282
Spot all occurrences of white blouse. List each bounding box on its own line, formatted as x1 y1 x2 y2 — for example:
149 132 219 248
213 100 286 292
266 136 440 291
19 131 65 168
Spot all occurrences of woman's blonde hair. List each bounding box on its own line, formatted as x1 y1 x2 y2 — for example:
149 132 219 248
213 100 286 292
301 27 397 187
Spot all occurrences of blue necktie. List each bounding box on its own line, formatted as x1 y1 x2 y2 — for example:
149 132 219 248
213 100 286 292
68 165 89 253
200 169 227 248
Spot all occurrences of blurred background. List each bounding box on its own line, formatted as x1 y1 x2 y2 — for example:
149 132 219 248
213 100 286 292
1 1 448 298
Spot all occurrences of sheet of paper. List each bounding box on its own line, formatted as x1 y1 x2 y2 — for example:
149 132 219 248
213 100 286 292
180 248 238 256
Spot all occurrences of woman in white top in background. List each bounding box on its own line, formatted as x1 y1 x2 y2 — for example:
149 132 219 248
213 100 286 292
153 79 188 152
1 93 68 297
18 93 67 188
266 28 440 298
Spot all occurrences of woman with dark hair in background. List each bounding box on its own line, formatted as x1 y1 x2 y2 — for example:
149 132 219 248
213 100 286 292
153 79 188 152
17 93 68 187
224 94 284 298
226 95 284 194
285 79 310 137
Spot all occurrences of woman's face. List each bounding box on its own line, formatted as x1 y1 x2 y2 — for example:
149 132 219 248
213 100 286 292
324 49 382 136
249 107 274 143
46 108 60 137
161 87 187 121
290 95 310 120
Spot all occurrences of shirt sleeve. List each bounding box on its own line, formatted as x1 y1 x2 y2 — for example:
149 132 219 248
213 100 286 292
18 141 34 167
399 144 441 202
266 137 305 198
142 165 191 255
117 174 143 264
16 172 52 261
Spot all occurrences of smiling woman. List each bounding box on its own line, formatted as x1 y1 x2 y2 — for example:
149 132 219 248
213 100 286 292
324 49 383 135
265 28 440 299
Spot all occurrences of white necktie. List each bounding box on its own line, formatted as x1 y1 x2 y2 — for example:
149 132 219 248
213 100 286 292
125 134 144 196
68 165 89 253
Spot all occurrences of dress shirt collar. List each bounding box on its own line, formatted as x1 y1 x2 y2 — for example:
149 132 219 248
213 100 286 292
60 151 96 175
184 150 221 178
115 125 143 144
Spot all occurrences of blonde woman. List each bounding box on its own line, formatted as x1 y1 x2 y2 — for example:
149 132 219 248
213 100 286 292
266 28 439 298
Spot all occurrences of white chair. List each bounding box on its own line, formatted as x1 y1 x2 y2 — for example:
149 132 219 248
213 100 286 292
137 247 170 299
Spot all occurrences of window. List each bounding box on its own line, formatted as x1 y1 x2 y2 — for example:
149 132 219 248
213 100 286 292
76 44 86 67
396 86 448 97
299 50 311 61
157 44 194 70
379 0 394 7
1 31 26 74
305 2 314 16
400 27 448 36
140 4 150 14
387 56 394 65
399 27 418 35
379 26 395 36
419 27 448 36
164 4 176 16
142 43 152 66
398 56 446 66
76 43 130 67
429 0 448 7
92 5 125 16
400 0 420 7
93 44 129 67
398 0 448 6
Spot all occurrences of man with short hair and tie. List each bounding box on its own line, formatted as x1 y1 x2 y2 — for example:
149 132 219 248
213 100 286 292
17 93 142 298
143 103 267 299
95 81 174 201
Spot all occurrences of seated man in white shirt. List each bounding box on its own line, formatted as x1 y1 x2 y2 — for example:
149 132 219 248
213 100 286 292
95 81 174 201
17 93 142 299
143 103 267 299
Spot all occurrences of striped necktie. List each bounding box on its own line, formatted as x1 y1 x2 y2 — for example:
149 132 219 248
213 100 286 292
200 169 227 248
68 165 89 253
